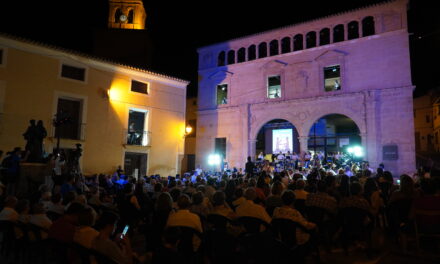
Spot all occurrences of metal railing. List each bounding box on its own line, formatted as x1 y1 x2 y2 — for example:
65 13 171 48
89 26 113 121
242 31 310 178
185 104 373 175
53 123 86 141
124 130 151 146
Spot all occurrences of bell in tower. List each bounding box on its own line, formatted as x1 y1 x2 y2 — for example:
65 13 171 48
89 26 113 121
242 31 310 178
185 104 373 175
108 0 146 30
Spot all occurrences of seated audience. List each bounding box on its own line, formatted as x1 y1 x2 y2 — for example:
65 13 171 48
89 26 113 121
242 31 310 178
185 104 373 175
273 190 316 245
92 211 133 264
49 202 84 243
236 187 271 224
166 194 203 233
73 207 99 248
0 195 19 221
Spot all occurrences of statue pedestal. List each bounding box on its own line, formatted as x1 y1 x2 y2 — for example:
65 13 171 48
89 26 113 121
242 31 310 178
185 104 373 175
17 163 50 198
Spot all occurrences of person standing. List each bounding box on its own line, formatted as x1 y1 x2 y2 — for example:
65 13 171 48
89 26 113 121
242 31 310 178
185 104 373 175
245 156 255 177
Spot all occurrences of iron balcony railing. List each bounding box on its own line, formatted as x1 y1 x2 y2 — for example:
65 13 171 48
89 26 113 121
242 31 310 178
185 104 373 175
124 129 151 147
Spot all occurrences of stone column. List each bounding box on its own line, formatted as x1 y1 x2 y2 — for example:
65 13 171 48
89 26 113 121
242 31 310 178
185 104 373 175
360 133 368 161
298 136 309 154
248 139 257 161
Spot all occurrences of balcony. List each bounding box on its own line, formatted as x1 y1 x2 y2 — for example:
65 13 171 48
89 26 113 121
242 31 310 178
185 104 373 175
124 130 151 147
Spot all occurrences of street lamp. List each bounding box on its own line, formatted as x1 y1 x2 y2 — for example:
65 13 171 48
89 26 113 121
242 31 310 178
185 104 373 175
184 125 193 138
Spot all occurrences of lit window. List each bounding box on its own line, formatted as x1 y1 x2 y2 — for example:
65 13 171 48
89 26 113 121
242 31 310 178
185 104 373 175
324 65 341 92
267 76 281 99
61 64 86 82
131 80 148 94
216 84 228 105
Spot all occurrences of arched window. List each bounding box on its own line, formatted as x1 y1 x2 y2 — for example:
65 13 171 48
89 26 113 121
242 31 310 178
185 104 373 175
306 31 316 48
258 42 267 58
348 21 359 40
248 45 256 61
269 40 279 56
362 16 375 37
237 48 246 63
227 50 235 65
293 34 303 51
128 9 134 23
333 24 344 42
218 51 225 66
114 8 122 22
319 28 330 46
281 37 291 53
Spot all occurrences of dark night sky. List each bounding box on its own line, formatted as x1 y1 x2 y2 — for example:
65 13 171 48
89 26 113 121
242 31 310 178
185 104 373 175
0 0 438 97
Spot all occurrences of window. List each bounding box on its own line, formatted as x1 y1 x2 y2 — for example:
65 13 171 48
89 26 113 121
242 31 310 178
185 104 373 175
324 65 341 92
319 28 330 46
215 138 227 159
227 50 235 65
61 64 86 81
333 24 344 42
128 10 134 23
0 49 3 65
258 42 267 58
218 51 225 66
55 98 83 140
306 31 316 48
216 84 228 105
248 45 256 61
426 115 431 123
362 16 375 37
131 80 148 94
267 76 281 99
281 37 291 53
269 40 279 56
348 21 359 40
114 8 122 22
293 34 303 51
127 110 148 145
237 48 246 63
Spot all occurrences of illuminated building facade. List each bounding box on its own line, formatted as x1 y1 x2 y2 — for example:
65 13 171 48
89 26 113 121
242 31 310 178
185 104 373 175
0 35 189 177
196 0 415 175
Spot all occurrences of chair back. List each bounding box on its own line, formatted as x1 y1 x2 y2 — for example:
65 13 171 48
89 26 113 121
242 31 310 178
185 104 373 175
237 216 268 233
339 207 370 234
271 218 298 248
207 214 229 230
294 199 306 215
305 206 328 225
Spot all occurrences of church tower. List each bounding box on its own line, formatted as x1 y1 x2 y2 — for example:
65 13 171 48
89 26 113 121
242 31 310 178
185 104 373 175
108 0 146 30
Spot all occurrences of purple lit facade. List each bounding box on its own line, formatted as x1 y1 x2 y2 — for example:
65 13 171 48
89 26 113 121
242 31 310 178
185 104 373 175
196 0 415 175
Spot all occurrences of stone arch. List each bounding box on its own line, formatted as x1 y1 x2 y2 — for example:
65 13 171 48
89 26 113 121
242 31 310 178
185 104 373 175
362 16 375 36
128 9 134 23
114 8 123 22
251 115 302 142
300 109 366 138
217 51 225 66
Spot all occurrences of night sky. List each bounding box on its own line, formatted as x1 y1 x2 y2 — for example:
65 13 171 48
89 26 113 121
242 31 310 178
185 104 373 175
0 0 438 97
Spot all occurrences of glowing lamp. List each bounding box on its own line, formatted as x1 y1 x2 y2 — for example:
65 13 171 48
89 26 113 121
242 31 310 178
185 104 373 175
185 125 193 134
208 154 221 166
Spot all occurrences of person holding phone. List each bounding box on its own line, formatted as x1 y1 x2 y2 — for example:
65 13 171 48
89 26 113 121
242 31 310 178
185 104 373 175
92 211 133 264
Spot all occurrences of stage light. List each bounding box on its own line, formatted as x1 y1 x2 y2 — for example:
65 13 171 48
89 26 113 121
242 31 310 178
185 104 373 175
185 125 192 134
208 154 221 166
347 146 363 157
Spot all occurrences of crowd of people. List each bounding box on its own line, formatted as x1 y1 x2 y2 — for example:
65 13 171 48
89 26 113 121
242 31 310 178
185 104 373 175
0 148 439 264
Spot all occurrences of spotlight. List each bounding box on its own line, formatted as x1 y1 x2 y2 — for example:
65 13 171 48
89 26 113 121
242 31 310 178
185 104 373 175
208 154 221 166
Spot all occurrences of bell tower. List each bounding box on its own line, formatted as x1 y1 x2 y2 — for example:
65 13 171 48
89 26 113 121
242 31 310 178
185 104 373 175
108 0 146 30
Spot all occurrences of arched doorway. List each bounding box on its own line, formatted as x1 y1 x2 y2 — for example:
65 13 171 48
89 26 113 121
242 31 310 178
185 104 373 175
256 119 300 159
308 114 361 159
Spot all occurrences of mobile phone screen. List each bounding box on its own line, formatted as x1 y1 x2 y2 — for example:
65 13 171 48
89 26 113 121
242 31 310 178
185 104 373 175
121 225 129 238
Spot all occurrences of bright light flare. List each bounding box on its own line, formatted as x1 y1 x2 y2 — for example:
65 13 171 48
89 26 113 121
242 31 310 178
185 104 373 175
208 154 221 166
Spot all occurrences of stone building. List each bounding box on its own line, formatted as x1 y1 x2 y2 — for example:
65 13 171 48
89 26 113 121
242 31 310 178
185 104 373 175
0 34 188 177
196 0 415 175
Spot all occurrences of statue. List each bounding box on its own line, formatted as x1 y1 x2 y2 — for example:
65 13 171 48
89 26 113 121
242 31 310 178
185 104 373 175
23 119 47 162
